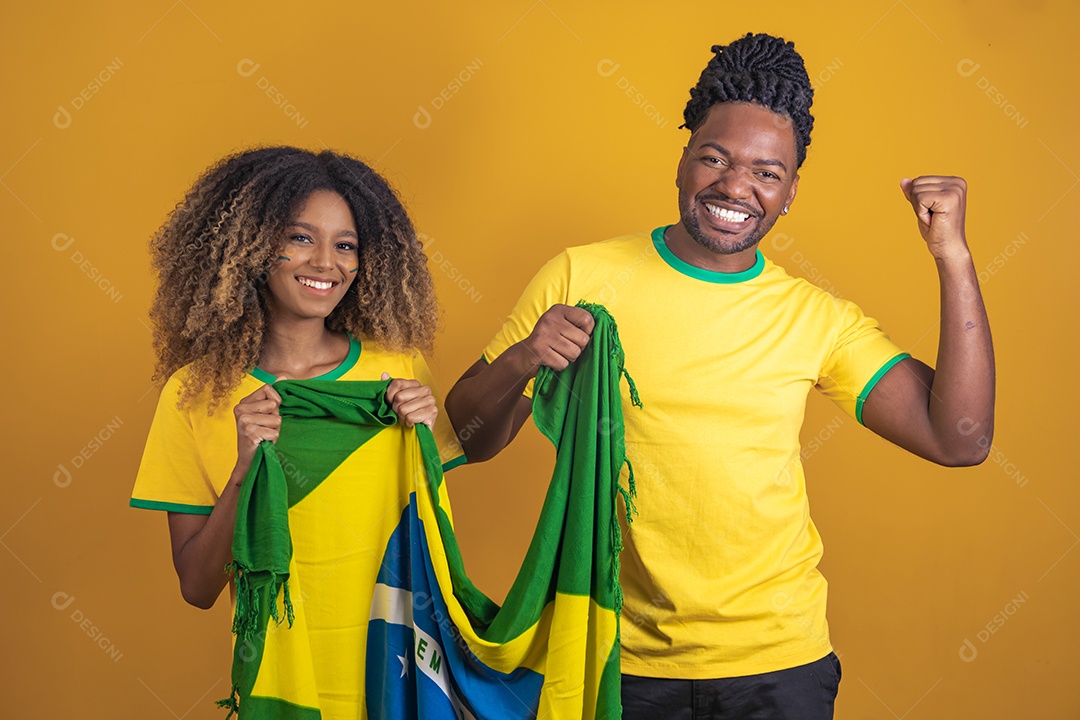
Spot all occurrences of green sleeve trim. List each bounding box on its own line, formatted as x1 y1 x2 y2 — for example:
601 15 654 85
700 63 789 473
651 226 765 283
855 353 911 426
129 498 214 515
441 454 469 473
249 335 362 384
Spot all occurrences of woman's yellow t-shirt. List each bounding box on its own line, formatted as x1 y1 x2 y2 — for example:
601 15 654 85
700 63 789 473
131 339 464 718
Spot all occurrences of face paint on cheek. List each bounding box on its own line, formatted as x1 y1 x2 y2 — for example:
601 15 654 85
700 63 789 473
277 255 292 262
349 267 358 274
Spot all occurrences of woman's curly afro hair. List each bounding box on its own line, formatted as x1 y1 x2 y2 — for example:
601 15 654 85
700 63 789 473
149 146 438 409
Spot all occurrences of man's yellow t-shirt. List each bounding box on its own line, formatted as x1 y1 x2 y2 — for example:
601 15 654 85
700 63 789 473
483 227 908 679
131 337 464 718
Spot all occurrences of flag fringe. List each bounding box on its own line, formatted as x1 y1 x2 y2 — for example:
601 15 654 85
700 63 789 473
229 563 294 640
215 684 239 719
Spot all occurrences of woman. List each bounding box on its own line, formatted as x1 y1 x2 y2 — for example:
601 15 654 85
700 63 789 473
130 146 464 718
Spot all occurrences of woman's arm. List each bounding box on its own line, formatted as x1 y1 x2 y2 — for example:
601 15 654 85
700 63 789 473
167 382 283 609
167 477 244 609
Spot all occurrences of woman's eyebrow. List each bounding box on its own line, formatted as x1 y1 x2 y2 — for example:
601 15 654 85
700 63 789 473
287 220 359 239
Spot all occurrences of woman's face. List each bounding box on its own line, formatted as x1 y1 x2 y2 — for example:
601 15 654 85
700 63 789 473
266 189 359 323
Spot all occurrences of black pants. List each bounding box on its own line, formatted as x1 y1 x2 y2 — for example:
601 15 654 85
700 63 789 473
621 653 841 720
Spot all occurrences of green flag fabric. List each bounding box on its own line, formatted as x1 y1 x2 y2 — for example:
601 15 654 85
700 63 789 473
220 303 639 719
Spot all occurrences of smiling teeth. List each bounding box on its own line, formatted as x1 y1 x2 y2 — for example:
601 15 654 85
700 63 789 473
298 277 334 290
706 204 750 222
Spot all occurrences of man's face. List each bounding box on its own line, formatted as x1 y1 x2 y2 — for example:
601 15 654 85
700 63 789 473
676 102 800 256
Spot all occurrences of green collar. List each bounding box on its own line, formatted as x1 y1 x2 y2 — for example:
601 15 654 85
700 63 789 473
651 226 764 284
249 335 361 384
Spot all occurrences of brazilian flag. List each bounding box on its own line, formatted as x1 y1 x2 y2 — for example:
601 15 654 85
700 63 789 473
221 303 638 719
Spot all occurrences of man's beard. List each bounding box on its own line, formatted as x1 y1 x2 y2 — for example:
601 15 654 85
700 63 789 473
679 187 777 256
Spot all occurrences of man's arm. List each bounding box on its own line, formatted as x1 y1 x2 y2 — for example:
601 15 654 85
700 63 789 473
445 304 595 463
861 176 995 466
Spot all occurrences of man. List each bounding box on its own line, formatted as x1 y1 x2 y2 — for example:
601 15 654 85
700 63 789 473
445 32 994 719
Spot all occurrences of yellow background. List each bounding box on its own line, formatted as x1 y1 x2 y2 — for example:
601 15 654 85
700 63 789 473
3 1 1076 717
